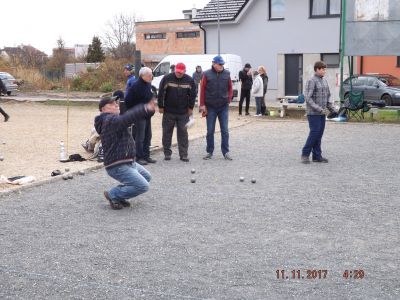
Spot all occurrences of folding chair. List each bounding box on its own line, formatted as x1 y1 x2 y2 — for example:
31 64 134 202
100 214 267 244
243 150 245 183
344 91 369 121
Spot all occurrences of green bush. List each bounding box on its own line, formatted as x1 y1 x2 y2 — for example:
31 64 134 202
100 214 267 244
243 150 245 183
71 76 82 91
81 79 95 91
100 82 113 93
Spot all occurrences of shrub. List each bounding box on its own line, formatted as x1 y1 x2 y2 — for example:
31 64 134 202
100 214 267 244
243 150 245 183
100 82 113 93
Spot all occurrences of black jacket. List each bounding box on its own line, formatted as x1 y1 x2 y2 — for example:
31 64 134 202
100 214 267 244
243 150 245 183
158 73 196 114
94 104 151 168
239 69 253 90
260 74 269 95
125 77 154 109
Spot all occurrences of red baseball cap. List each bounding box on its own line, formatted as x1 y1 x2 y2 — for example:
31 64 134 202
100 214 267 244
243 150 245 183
175 63 186 73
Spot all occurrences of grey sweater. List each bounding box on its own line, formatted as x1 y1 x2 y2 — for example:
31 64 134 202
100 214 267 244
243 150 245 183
304 74 334 115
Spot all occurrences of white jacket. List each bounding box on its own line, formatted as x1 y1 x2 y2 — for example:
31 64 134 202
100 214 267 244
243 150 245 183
251 75 264 97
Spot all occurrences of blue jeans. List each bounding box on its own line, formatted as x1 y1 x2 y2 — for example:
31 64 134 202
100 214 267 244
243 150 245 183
206 104 229 155
255 97 263 115
134 118 152 160
106 162 151 202
302 115 326 159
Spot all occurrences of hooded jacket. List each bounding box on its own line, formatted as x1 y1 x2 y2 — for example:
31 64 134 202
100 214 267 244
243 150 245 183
94 104 151 168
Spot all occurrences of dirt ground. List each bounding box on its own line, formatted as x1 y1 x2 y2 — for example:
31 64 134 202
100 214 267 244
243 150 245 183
0 100 251 192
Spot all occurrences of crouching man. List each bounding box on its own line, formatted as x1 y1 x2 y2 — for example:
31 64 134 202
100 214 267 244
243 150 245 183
94 95 156 210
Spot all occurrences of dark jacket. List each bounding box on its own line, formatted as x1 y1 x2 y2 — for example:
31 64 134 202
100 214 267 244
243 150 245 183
260 73 268 96
200 66 233 109
192 71 203 85
239 69 253 90
158 73 196 114
125 77 153 109
94 104 151 168
0 78 7 94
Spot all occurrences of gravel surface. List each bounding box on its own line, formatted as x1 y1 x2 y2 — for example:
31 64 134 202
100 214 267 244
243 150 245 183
0 120 399 299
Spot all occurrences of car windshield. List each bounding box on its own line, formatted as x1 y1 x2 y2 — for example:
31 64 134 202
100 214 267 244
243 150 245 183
0 73 14 80
378 76 400 86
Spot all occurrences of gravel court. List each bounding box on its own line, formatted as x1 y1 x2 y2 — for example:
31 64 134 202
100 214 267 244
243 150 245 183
0 120 399 299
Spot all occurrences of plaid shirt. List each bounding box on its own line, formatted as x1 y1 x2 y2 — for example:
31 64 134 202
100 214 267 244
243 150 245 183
304 74 333 115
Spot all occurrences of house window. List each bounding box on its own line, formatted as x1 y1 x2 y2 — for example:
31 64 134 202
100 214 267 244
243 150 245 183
176 31 200 38
269 0 285 20
397 56 400 67
321 53 340 68
310 0 341 18
144 33 166 40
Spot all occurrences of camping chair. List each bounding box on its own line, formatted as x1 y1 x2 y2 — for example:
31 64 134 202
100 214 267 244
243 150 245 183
343 91 369 121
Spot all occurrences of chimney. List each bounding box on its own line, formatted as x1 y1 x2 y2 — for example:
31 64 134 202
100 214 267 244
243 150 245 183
192 7 197 19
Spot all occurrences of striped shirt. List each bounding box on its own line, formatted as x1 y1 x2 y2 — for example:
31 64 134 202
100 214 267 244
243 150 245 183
304 74 333 115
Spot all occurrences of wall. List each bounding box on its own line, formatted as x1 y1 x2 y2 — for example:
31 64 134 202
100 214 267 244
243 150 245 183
136 20 204 65
202 0 341 99
357 56 400 78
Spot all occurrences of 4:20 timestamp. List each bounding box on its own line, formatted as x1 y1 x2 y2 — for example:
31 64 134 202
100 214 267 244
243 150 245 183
276 269 328 280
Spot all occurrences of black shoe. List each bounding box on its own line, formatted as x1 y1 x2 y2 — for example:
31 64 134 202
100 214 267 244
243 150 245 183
312 157 329 163
164 155 171 161
4 115 9 122
301 156 310 164
146 157 157 163
180 157 189 162
136 159 148 165
203 153 212 160
104 191 123 210
120 200 131 207
245 112 250 116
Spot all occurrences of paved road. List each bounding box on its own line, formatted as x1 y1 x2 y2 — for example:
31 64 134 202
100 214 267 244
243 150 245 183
1 120 399 299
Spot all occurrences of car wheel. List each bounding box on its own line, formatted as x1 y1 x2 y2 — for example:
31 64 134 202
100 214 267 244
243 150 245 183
382 94 392 106
6 91 11 96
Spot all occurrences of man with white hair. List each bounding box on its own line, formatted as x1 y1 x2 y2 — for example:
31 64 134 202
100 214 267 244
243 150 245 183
125 67 157 165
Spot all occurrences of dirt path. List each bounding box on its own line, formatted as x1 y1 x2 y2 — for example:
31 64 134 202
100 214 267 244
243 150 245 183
0 101 252 193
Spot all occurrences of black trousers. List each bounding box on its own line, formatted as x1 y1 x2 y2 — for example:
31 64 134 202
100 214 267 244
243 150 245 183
0 106 9 119
239 89 251 114
162 112 189 158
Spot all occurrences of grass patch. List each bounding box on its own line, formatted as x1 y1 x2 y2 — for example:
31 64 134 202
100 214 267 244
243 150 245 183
43 100 98 107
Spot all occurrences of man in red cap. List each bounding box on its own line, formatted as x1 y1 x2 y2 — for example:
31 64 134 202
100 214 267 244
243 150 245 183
157 62 196 161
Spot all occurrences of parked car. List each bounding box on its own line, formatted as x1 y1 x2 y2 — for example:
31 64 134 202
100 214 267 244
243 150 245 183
0 72 19 96
342 74 400 106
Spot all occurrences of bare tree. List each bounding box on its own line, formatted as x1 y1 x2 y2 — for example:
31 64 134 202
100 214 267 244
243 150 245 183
103 13 137 60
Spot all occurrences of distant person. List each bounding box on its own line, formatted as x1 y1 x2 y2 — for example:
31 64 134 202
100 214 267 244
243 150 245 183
192 65 203 94
95 95 156 210
301 61 337 164
251 70 263 116
170 64 176 73
124 64 136 95
0 78 10 122
199 55 233 161
125 67 157 165
258 65 269 116
238 63 253 115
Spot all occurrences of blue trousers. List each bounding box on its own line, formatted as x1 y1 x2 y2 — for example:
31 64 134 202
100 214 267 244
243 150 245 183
302 115 326 159
206 104 229 155
106 162 151 202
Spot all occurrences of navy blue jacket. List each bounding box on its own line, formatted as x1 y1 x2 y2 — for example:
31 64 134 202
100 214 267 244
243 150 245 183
125 77 153 109
94 104 151 168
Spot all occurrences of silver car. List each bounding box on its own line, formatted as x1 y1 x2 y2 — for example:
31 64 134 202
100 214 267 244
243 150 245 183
0 72 18 95
343 74 400 106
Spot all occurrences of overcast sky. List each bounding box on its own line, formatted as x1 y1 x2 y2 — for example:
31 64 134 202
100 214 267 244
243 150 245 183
1 0 210 55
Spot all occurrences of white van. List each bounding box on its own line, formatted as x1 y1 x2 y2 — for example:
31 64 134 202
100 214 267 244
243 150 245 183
151 54 243 98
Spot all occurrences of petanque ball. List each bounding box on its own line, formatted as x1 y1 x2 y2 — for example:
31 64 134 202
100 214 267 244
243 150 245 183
240 176 244 182
65 168 70 172
78 170 85 175
251 178 256 184
0 156 4 161
191 169 196 174
191 178 196 183
68 174 73 180
62 175 69 180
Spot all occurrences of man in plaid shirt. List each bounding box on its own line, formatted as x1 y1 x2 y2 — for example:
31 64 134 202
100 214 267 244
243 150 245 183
301 61 336 164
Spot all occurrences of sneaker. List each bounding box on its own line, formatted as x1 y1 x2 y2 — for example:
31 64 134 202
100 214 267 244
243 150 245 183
104 191 123 210
224 153 233 160
312 157 329 163
120 200 131 207
146 157 157 164
180 157 189 162
203 153 213 160
136 159 148 165
164 155 171 161
301 156 310 164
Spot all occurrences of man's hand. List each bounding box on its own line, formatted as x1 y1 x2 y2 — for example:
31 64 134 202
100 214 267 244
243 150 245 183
321 108 330 115
159 107 164 114
187 108 193 116
146 99 156 113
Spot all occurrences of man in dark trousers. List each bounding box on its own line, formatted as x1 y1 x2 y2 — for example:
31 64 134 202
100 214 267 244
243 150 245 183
238 63 253 116
301 61 336 164
158 63 196 162
125 67 157 165
200 55 233 161
94 95 156 210
0 78 10 122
